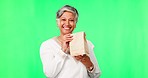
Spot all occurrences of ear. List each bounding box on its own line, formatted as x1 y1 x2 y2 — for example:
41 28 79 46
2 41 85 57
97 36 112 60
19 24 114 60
74 22 76 28
56 19 60 27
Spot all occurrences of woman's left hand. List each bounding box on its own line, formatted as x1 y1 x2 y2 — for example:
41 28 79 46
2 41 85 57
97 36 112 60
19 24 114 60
74 55 94 71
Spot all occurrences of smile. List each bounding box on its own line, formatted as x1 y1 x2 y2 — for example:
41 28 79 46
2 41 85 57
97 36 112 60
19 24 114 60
63 26 71 30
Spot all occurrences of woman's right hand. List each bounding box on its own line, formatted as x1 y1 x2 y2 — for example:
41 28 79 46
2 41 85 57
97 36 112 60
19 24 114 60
61 34 73 53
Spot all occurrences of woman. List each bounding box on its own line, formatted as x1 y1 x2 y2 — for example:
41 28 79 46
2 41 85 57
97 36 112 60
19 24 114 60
40 5 101 78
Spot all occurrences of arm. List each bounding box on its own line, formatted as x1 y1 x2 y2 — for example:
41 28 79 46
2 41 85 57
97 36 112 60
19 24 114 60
87 41 101 78
74 40 101 78
40 42 67 78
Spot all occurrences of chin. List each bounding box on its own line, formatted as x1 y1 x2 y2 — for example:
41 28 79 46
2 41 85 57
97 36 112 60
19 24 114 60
64 31 72 34
62 30 73 35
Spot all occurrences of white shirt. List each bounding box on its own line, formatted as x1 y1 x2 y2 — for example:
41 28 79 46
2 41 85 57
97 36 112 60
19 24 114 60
40 37 101 78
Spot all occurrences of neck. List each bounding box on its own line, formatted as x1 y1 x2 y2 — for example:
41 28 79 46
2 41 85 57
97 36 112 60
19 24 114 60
57 34 64 42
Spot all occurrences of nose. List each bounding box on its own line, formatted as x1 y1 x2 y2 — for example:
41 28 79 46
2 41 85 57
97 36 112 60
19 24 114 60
65 20 70 25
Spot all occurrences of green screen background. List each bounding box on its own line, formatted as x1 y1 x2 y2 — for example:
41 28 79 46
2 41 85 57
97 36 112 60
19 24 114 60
0 0 148 78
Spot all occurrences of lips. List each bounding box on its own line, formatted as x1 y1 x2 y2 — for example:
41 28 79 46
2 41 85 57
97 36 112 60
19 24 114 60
64 27 70 30
63 26 71 30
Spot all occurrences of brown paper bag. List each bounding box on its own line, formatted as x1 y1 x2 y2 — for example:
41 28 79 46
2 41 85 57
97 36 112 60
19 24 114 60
69 32 89 56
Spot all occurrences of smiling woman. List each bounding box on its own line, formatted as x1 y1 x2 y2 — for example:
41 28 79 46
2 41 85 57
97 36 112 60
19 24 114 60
56 5 78 35
57 12 76 35
40 5 101 78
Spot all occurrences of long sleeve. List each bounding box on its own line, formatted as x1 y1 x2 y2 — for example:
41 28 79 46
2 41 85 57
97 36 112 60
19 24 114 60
40 41 67 78
87 41 101 78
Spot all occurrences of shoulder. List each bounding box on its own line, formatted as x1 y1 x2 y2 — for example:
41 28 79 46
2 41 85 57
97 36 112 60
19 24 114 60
40 37 56 48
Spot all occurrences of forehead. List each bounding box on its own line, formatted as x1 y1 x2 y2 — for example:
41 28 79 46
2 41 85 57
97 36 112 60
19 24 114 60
60 11 75 18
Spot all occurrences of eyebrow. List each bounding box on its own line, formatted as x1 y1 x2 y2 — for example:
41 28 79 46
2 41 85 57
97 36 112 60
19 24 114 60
60 17 74 19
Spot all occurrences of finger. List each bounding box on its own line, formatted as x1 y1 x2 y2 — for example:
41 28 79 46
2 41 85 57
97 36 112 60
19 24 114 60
64 34 73 37
75 55 83 59
66 36 73 39
77 55 83 59
66 38 73 41
74 56 80 60
63 36 73 41
82 54 87 58
65 38 73 42
64 34 71 37
63 37 73 41
65 33 71 35
65 35 73 38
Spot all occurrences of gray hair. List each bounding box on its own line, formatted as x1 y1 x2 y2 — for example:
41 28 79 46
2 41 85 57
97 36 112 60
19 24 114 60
56 5 79 23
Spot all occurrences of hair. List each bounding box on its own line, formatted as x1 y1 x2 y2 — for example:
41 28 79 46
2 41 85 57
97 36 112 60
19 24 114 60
56 5 79 23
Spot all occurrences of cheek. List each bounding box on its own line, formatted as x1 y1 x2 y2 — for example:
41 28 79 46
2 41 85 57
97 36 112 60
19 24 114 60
72 23 75 27
70 22 75 26
60 21 64 25
58 21 63 27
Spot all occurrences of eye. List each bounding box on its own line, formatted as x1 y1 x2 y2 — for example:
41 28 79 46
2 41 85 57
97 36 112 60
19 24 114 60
69 19 74 22
61 18 66 21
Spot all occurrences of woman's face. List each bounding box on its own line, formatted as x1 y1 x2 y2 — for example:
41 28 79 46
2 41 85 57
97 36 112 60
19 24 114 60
57 11 76 35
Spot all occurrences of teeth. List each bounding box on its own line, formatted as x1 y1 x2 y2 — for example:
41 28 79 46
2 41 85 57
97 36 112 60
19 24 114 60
64 27 70 29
